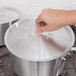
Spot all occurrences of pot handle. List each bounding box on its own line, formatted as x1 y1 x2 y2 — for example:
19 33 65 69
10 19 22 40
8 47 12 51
54 57 65 76
54 53 70 76
71 47 76 51
9 17 25 27
9 19 19 27
11 19 19 25
54 47 76 76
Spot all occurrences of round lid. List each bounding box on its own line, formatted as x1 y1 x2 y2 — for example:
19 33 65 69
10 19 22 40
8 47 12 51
5 18 75 61
0 6 20 24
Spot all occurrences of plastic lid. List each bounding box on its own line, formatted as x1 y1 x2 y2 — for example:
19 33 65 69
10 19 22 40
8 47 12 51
5 18 75 61
0 6 20 24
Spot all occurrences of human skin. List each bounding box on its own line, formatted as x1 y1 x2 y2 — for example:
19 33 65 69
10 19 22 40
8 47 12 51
35 8 76 34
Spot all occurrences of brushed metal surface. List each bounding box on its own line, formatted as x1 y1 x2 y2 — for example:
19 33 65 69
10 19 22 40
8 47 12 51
0 46 76 76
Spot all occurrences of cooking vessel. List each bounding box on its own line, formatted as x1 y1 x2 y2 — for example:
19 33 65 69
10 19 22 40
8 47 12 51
4 18 75 76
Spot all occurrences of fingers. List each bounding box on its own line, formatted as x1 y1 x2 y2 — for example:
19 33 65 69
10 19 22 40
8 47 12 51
36 14 43 27
35 8 52 34
36 9 46 27
35 25 48 34
36 18 47 34
35 14 46 34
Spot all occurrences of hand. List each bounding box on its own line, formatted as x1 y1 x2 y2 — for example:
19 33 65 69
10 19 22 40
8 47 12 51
35 8 68 34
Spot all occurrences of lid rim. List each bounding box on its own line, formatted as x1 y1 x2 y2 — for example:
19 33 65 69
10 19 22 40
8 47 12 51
4 25 75 61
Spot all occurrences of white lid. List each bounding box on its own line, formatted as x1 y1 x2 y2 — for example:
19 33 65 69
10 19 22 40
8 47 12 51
0 6 20 24
5 18 75 61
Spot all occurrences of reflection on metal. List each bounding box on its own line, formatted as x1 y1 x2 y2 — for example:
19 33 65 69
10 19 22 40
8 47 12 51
0 46 75 76
0 25 76 76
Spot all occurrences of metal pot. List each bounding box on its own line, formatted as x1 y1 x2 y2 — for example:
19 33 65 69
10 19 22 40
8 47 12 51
9 53 67 76
0 6 21 46
4 18 75 76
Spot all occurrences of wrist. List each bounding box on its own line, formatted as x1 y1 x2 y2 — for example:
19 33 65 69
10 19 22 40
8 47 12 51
65 10 76 25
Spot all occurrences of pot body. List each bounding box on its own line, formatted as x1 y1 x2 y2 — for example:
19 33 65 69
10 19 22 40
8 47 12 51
9 53 65 76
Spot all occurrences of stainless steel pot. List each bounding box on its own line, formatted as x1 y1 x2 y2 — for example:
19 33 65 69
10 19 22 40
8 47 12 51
0 6 21 46
9 53 66 76
4 18 75 76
